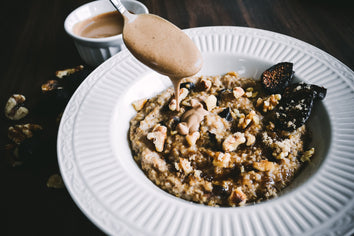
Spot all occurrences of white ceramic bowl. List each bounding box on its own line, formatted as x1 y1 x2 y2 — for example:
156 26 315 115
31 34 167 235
58 27 354 235
64 0 148 67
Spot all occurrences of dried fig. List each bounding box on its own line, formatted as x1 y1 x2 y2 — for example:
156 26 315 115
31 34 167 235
261 62 294 94
275 82 327 131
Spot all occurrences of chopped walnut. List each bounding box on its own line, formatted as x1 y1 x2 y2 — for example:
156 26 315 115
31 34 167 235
193 169 202 179
226 71 238 77
4 94 29 120
170 130 178 135
271 141 291 159
132 98 148 111
266 121 275 131
233 87 245 98
41 80 62 93
245 87 254 97
252 114 260 126
232 108 241 118
256 97 263 107
253 160 275 172
169 88 189 111
243 87 258 98
47 174 65 189
169 100 177 111
229 187 247 206
186 131 200 147
147 124 167 152
245 133 256 146
175 158 193 174
257 94 281 112
8 124 43 144
222 132 246 152
55 65 84 78
205 95 217 111
213 152 231 168
199 78 212 90
300 148 315 162
238 110 256 129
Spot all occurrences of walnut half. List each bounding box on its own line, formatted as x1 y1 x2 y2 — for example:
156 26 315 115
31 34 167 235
147 124 167 152
186 131 200 147
4 94 29 120
132 98 148 111
233 87 245 98
222 132 246 152
55 65 84 79
46 174 65 189
229 187 247 206
253 160 275 172
8 124 43 144
205 95 217 111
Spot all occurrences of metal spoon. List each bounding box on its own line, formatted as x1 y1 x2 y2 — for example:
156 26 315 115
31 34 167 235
108 0 202 112
107 0 202 79
109 0 136 21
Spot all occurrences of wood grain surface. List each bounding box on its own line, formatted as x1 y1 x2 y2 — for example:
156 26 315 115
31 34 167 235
1 0 353 235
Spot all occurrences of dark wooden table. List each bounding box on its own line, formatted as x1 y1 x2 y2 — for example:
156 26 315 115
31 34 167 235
1 0 353 235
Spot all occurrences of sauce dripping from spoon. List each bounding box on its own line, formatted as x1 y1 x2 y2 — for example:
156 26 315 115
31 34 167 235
109 0 203 111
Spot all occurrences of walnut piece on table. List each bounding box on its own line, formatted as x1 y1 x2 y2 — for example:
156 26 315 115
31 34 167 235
47 174 65 189
4 94 29 120
8 124 43 144
55 65 84 79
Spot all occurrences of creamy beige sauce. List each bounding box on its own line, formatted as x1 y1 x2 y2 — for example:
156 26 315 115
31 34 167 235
122 13 202 110
177 99 208 135
74 11 124 38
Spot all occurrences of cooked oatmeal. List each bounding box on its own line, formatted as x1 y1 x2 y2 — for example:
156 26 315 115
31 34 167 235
129 71 317 207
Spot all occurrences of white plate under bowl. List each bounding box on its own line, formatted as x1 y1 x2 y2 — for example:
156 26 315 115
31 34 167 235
57 26 354 236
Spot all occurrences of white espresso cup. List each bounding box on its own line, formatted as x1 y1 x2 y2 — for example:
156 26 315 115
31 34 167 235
64 0 148 67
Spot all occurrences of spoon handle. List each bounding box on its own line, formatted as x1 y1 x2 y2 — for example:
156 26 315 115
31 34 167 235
109 0 135 21
109 0 127 14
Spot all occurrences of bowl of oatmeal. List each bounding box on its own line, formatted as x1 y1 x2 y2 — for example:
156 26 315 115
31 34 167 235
128 61 329 207
58 27 354 235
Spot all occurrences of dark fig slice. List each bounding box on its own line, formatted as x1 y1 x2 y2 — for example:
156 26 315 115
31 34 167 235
169 116 180 129
283 83 327 100
310 84 327 100
261 62 294 94
216 89 232 106
218 107 233 121
180 82 196 90
212 184 230 197
275 83 314 131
